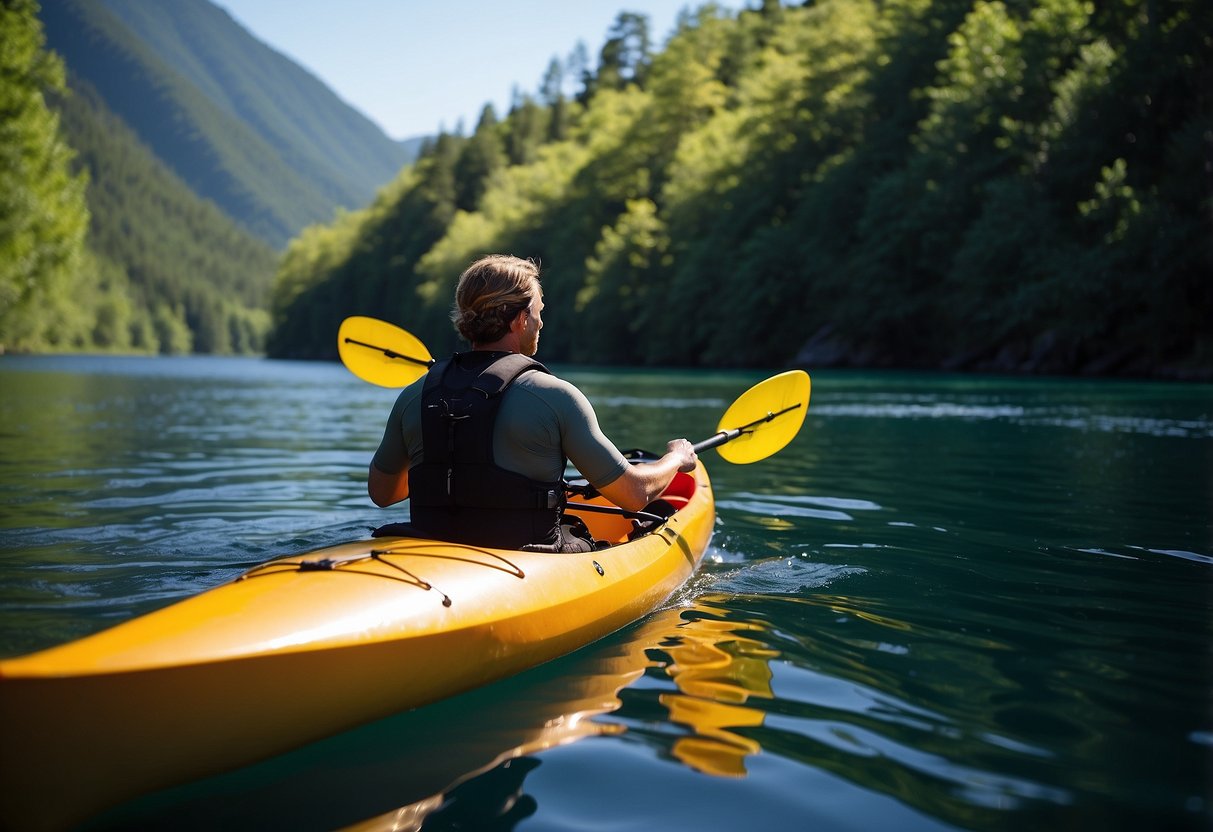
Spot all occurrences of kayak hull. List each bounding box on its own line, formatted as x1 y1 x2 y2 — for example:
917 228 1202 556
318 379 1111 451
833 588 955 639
0 466 713 830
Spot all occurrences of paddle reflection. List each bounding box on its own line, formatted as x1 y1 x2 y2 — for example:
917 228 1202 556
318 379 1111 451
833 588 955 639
87 598 777 831
350 600 778 831
656 614 777 778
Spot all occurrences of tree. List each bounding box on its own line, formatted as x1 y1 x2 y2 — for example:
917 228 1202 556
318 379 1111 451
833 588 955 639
596 12 652 91
540 56 572 141
540 57 564 106
454 104 504 211
506 92 547 166
567 41 593 105
0 0 90 351
573 198 668 362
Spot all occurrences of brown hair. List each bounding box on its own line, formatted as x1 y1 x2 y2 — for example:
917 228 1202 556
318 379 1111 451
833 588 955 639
450 255 540 344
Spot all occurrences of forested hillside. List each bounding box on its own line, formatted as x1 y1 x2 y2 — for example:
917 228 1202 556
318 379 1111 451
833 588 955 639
53 75 277 353
2 0 417 355
268 0 1211 378
38 0 410 247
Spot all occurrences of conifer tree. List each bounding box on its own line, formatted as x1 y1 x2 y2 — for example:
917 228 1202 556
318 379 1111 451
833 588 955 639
0 0 90 351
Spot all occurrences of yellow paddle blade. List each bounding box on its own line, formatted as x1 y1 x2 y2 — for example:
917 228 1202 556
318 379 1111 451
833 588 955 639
337 316 434 388
714 370 811 464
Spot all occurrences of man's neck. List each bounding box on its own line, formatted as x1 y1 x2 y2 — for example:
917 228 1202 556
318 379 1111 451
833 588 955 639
472 336 520 353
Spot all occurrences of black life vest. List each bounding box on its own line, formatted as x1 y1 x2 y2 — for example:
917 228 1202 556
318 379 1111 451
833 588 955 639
407 352 566 548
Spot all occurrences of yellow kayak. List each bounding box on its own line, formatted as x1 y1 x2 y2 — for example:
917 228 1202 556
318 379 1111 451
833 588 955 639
0 465 713 830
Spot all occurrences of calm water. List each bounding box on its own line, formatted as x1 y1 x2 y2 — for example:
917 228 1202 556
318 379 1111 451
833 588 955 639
0 355 1210 831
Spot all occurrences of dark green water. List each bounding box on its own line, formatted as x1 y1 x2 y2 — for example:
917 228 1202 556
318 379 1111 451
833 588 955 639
1 355 1210 831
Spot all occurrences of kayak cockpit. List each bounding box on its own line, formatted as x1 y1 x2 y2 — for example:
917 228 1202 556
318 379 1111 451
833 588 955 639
566 468 699 547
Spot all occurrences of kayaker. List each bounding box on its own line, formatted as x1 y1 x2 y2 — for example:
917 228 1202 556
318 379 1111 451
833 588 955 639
368 254 697 552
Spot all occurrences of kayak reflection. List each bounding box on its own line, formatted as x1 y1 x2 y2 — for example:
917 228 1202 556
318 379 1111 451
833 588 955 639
346 596 778 831
656 613 778 778
89 597 778 831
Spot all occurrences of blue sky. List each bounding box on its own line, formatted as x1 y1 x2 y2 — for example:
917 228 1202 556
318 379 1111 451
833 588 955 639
215 0 741 141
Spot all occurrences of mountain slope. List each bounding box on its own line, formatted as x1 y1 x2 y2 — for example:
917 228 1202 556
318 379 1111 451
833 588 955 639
54 73 278 352
96 0 409 201
37 0 409 247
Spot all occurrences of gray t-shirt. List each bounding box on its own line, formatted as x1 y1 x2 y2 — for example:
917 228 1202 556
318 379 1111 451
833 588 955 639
372 366 629 489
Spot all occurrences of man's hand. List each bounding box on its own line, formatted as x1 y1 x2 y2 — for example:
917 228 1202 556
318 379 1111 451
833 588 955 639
598 439 698 511
666 438 698 473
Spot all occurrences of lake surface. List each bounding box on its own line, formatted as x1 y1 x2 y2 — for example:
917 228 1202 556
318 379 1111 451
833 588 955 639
0 355 1209 831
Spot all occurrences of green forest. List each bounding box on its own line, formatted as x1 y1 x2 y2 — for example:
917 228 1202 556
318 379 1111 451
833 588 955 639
3 0 1210 373
52 74 278 353
268 0 1211 377
1 0 277 354
1 0 417 355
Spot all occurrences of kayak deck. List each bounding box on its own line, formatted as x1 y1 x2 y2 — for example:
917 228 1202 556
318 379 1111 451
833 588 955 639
0 466 713 830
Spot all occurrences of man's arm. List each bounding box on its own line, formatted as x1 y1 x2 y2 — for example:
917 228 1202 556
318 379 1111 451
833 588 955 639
596 439 697 512
368 461 409 507
544 378 697 512
368 382 421 508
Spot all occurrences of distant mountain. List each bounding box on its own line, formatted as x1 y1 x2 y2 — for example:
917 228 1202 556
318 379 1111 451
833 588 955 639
38 0 411 247
398 135 428 165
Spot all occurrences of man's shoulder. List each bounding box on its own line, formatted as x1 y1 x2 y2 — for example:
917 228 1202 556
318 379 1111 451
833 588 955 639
397 373 427 404
515 367 578 392
511 369 591 410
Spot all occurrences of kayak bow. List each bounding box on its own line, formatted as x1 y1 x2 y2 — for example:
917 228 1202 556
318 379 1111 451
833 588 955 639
0 465 713 830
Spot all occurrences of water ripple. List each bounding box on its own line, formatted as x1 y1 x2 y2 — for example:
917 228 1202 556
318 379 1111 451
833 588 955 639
814 401 1213 438
2 357 1209 832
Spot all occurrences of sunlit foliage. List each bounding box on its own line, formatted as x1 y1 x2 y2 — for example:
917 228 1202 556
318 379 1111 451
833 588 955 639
0 0 90 352
268 0 1211 376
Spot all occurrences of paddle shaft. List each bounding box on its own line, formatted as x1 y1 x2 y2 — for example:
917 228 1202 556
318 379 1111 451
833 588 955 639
338 316 806 459
570 402 803 521
343 336 435 368
692 403 803 454
566 501 666 524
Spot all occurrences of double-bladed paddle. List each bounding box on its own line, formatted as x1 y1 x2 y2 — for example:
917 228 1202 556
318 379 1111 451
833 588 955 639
337 316 810 464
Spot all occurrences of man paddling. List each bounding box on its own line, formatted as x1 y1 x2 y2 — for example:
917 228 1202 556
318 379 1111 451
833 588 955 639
368 254 697 552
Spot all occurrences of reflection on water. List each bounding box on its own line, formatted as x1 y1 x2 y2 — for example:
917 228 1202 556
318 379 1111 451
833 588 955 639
3 357 1210 832
87 600 781 830
657 613 776 778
